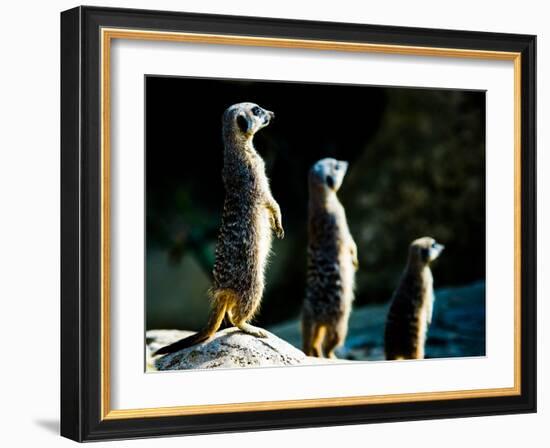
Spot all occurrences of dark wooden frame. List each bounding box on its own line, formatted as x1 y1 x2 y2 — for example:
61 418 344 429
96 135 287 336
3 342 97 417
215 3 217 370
61 5 536 442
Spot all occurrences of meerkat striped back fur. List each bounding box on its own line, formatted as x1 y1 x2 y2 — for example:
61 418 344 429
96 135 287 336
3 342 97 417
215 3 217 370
384 236 444 360
302 158 358 359
155 102 284 356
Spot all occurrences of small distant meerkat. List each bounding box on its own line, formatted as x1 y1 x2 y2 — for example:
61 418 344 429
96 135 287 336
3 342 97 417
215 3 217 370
154 102 284 356
302 158 358 359
384 237 445 360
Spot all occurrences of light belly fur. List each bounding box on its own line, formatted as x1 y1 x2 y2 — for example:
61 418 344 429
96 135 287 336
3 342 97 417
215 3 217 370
339 241 355 304
255 207 272 286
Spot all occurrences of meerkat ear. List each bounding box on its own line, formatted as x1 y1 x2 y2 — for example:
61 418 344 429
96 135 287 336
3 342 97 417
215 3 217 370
236 113 250 133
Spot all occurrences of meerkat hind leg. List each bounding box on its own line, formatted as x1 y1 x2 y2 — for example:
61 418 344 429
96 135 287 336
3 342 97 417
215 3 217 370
325 317 350 359
228 310 268 338
237 322 268 338
322 331 339 359
414 346 424 360
310 324 326 358
323 327 344 359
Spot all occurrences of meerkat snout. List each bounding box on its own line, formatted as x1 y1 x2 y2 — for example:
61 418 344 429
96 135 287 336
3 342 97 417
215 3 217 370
223 102 274 137
310 158 349 193
264 109 275 123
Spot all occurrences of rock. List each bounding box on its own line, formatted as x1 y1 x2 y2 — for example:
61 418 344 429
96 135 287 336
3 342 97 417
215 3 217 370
147 327 340 371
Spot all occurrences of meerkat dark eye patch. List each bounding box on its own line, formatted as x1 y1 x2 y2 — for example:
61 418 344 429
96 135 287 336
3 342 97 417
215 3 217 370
420 247 430 261
237 114 249 133
326 175 335 189
251 106 262 116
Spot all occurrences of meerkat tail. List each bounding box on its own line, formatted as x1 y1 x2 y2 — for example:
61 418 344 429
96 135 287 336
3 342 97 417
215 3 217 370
153 299 228 356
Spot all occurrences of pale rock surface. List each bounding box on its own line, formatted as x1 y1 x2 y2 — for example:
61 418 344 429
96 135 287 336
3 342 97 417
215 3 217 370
146 327 339 371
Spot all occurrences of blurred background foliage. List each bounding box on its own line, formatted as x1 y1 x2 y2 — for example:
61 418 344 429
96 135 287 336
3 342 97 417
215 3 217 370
146 76 485 332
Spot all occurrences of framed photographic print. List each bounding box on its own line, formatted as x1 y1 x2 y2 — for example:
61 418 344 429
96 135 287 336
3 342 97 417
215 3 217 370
60 6 536 441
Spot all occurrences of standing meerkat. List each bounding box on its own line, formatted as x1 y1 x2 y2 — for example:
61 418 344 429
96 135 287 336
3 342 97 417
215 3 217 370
155 102 284 356
302 158 358 359
384 237 444 360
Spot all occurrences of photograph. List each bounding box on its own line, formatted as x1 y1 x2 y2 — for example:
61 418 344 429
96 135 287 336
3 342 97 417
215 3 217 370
144 76 487 372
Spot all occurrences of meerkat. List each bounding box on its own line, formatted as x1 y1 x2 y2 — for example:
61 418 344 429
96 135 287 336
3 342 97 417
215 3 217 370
302 158 358 359
384 236 445 360
154 102 284 356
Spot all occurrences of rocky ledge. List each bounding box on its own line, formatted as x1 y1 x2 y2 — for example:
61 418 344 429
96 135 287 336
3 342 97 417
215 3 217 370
146 328 341 371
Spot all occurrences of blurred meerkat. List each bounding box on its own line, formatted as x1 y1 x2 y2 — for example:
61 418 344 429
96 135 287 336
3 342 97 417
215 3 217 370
155 102 284 356
384 237 445 360
302 158 358 359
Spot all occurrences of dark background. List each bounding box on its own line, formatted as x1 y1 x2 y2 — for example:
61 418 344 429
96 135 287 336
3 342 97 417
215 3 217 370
145 75 485 333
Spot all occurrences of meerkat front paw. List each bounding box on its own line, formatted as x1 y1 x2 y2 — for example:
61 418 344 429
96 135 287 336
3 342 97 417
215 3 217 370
266 200 284 239
352 254 359 270
270 208 285 239
350 241 359 270
275 221 285 239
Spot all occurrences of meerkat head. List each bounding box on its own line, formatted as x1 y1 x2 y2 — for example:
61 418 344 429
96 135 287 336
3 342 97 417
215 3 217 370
409 236 445 266
309 158 349 194
223 102 275 139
